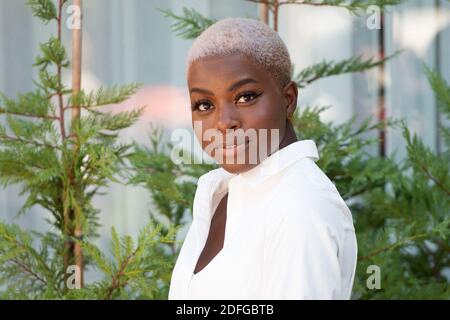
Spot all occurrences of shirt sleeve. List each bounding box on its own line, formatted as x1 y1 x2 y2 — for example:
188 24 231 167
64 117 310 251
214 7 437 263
261 191 354 300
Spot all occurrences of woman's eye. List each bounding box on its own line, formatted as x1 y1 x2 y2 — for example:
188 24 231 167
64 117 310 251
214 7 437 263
193 101 214 112
236 92 261 103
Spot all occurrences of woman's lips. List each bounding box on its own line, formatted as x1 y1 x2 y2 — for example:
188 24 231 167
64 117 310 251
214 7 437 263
216 138 250 159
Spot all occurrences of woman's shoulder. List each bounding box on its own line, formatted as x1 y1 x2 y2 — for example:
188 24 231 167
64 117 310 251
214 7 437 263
267 159 355 232
282 157 339 194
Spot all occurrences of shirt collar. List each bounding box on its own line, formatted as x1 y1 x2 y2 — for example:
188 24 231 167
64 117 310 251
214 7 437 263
238 139 319 187
192 139 319 248
200 139 319 198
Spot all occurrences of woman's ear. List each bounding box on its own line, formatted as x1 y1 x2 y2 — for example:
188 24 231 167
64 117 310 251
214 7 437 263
283 81 298 117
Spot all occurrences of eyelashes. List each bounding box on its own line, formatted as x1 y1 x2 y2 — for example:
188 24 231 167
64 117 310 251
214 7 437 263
236 91 263 103
191 91 263 112
192 99 213 112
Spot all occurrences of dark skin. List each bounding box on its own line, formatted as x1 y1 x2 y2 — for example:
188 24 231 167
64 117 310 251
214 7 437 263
188 54 298 274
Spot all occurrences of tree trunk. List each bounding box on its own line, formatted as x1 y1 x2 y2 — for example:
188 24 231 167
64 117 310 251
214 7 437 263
71 0 83 288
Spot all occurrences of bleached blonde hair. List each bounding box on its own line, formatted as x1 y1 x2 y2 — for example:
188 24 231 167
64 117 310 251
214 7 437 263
186 18 292 87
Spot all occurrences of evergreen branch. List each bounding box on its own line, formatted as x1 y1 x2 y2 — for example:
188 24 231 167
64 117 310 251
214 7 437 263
358 232 430 261
158 7 216 39
92 84 141 106
359 216 450 262
436 239 450 254
67 83 142 109
103 246 138 300
0 91 57 119
246 0 404 14
288 0 405 12
343 178 385 199
103 228 144 299
294 52 400 88
8 258 48 285
79 241 113 278
4 111 54 142
0 134 59 150
0 223 55 287
34 37 69 70
56 0 66 141
76 223 176 299
424 65 450 120
0 107 58 121
27 0 57 23
74 107 145 141
402 125 450 197
418 163 450 197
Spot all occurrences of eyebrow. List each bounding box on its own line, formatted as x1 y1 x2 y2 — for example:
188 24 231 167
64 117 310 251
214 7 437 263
189 77 259 95
189 87 214 95
226 77 259 92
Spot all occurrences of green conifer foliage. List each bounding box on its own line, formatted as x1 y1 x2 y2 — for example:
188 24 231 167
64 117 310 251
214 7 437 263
0 0 175 299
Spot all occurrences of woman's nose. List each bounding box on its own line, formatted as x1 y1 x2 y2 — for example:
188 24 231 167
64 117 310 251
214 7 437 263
216 104 240 134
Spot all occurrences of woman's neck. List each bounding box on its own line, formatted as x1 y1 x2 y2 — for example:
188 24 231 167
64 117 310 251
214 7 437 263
278 121 298 151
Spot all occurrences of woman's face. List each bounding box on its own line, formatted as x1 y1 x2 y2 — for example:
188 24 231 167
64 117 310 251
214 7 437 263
188 54 297 174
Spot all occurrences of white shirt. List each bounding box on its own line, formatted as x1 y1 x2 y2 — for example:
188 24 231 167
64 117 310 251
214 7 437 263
168 139 357 300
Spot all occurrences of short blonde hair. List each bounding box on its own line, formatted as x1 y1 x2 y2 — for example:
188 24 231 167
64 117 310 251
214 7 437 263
186 18 292 87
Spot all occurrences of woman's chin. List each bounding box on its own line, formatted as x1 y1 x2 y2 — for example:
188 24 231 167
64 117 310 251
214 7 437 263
220 163 259 175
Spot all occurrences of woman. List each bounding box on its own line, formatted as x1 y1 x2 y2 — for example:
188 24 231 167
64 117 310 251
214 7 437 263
168 18 357 300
